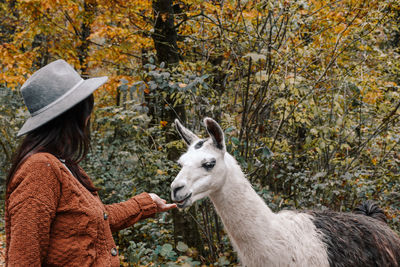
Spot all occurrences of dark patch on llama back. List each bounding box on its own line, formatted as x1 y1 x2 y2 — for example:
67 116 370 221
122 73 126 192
353 200 387 223
308 208 400 267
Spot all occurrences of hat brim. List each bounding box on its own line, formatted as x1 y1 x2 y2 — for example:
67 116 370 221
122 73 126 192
17 76 108 137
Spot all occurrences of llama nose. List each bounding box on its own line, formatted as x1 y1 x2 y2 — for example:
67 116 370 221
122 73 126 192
173 185 184 199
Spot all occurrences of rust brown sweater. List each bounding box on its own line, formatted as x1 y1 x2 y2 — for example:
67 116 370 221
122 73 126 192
5 152 158 266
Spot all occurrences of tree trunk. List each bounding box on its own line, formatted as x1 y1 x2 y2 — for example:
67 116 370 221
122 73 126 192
151 0 203 252
152 0 180 65
78 0 96 75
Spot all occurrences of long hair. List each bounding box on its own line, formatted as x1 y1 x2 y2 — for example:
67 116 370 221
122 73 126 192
6 94 97 192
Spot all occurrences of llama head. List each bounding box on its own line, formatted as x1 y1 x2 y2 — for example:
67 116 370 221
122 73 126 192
171 118 227 208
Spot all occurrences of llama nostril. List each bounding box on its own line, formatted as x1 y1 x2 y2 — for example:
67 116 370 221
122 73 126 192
173 186 184 198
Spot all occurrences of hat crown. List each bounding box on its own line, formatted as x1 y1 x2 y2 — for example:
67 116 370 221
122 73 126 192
21 60 82 114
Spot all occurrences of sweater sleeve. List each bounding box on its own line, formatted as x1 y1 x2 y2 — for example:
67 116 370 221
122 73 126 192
6 157 61 266
104 192 157 232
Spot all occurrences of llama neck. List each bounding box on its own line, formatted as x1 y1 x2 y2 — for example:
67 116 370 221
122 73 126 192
208 154 331 267
209 154 275 251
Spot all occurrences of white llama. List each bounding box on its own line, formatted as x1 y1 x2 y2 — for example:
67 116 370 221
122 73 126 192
171 118 400 267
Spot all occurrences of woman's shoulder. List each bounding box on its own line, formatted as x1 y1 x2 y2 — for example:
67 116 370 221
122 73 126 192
21 152 61 168
26 151 59 162
14 152 63 180
8 152 63 194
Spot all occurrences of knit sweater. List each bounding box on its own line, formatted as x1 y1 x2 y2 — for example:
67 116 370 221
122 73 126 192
5 152 158 266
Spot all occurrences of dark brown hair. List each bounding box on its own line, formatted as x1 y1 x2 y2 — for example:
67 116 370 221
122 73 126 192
7 94 97 192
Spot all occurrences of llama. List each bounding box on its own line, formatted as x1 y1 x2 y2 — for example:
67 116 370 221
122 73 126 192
170 117 400 267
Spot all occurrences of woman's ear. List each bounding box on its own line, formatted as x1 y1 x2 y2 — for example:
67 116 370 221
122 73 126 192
85 115 91 126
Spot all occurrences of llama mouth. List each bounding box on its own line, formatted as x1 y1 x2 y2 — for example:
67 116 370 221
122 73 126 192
175 193 192 208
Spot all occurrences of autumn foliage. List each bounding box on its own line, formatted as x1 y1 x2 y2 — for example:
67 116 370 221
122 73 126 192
1 0 400 265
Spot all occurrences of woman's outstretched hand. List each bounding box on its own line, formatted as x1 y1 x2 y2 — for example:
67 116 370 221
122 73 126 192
148 193 177 212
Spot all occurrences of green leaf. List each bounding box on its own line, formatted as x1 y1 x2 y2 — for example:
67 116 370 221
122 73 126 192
217 256 230 266
231 137 240 145
225 126 235 133
160 243 173 257
176 241 189 252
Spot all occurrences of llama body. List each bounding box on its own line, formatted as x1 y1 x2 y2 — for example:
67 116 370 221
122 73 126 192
171 118 400 267
209 154 329 266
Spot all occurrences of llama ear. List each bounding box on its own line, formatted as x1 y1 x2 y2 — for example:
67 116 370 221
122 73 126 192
175 119 199 146
204 117 225 150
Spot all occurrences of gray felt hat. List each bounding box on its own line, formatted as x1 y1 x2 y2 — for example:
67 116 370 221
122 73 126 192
17 59 108 137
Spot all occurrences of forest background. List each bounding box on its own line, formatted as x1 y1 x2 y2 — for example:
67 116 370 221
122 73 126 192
1 0 400 266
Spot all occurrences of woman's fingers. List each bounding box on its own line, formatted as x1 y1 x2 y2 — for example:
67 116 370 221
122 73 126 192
148 193 177 212
159 203 177 211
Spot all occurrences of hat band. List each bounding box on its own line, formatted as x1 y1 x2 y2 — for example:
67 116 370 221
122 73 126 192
31 79 84 116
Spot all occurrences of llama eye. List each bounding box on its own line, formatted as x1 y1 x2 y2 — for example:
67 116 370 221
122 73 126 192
202 159 216 170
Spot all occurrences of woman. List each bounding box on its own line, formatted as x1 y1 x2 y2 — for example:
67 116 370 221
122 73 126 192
5 59 176 266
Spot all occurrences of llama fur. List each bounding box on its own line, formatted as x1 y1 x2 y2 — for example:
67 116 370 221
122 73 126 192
210 153 329 266
171 118 400 267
